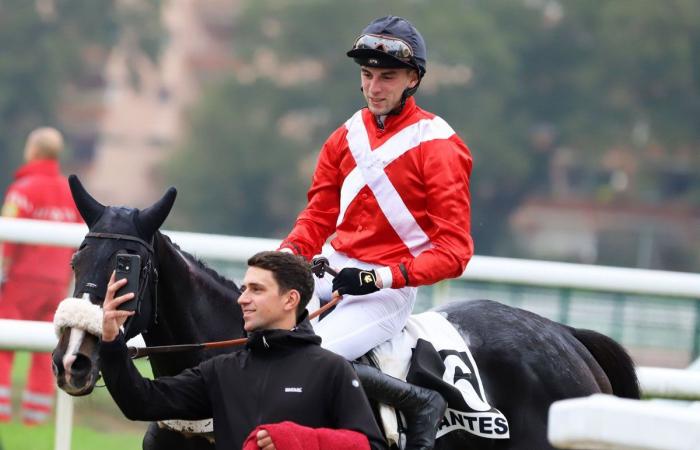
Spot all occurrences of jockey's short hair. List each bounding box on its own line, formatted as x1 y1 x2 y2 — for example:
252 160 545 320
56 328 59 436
247 251 315 316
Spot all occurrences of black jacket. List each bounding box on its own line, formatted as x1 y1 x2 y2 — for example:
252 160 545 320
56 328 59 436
99 318 386 450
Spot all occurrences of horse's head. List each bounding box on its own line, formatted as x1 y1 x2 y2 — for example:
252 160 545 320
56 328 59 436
52 175 176 395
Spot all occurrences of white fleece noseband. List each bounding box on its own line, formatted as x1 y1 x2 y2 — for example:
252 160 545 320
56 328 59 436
53 295 103 338
53 295 215 438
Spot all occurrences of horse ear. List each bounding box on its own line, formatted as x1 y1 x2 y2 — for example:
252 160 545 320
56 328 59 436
69 175 105 228
138 187 177 237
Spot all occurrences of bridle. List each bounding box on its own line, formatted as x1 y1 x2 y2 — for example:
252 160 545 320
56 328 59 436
84 232 159 339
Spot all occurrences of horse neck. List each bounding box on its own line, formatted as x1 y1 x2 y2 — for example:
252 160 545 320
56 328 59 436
145 232 245 376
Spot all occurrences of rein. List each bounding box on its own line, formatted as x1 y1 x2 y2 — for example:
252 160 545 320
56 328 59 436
127 258 341 359
128 293 341 359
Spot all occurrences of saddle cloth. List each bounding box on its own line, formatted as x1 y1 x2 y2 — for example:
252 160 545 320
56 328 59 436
371 311 509 445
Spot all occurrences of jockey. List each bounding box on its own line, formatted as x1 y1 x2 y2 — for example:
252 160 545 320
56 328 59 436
279 16 473 450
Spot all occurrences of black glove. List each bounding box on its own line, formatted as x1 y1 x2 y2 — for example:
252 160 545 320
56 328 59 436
332 267 380 296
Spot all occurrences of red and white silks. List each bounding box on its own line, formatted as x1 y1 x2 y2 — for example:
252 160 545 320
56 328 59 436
282 98 473 360
281 97 473 289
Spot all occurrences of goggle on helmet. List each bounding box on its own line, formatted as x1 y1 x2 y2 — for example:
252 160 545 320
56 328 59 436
346 16 427 78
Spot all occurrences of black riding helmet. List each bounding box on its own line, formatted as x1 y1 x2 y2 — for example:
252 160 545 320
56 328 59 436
347 16 427 107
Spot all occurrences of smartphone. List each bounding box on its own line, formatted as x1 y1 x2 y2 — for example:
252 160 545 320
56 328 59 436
114 254 141 312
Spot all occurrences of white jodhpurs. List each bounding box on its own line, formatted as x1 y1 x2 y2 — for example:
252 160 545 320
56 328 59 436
312 251 417 361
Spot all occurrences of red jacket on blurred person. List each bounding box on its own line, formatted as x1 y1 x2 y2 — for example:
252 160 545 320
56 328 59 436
2 159 79 283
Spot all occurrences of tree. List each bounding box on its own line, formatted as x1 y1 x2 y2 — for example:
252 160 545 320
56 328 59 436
0 0 162 190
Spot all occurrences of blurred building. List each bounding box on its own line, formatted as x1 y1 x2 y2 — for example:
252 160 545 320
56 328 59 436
62 0 240 206
512 198 700 270
511 143 700 271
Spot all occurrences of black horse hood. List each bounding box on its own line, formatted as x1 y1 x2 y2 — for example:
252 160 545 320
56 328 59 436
246 313 321 352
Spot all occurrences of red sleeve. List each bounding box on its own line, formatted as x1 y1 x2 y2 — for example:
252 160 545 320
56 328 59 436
279 130 345 260
390 136 474 288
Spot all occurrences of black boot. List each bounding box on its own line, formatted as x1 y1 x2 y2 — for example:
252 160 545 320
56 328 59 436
352 362 447 450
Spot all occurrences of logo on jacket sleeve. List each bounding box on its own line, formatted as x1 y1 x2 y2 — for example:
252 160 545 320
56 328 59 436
284 387 303 393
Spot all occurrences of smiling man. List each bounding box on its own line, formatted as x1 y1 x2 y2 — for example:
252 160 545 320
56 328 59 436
278 15 472 450
99 251 386 450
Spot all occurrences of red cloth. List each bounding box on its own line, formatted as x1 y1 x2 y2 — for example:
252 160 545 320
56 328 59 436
1 159 80 283
242 421 370 450
280 97 473 288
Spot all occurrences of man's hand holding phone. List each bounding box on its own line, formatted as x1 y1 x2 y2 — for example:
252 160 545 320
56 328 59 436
102 272 136 343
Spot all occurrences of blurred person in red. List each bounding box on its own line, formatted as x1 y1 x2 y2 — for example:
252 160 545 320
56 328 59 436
0 127 80 425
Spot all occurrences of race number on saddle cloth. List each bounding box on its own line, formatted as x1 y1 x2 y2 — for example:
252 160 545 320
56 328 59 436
370 311 509 445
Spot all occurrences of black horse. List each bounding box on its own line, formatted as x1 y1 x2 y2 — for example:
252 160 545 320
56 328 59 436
52 176 640 450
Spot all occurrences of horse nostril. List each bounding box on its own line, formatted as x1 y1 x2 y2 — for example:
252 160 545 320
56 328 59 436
70 353 93 378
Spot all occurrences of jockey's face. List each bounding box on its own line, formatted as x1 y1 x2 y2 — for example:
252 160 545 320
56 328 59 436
361 66 418 115
238 266 299 332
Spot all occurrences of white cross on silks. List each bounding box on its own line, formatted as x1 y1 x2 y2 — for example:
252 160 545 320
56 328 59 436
340 111 456 257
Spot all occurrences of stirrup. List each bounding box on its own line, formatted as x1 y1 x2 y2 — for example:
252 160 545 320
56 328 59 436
352 362 447 450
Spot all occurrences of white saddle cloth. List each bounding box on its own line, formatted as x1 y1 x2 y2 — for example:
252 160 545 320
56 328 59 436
372 311 509 445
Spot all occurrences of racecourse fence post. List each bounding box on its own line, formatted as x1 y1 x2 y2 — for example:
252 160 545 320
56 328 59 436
54 390 73 450
692 300 700 361
611 293 626 342
558 288 572 325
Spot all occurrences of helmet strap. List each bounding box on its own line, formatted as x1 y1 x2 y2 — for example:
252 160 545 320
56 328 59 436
390 73 422 116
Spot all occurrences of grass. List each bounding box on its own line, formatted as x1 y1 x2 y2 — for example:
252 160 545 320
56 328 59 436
1 422 145 450
1 351 150 450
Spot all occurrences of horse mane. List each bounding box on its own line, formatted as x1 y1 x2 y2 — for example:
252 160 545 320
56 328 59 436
157 231 241 292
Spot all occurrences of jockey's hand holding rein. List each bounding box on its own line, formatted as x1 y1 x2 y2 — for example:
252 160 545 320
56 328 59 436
332 267 384 297
101 272 136 343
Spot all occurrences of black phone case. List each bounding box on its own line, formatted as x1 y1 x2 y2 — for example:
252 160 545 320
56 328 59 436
115 254 141 312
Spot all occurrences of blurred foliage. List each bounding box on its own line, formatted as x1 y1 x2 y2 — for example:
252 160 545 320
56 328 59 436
0 0 114 185
167 0 700 256
1 0 698 265
0 0 162 189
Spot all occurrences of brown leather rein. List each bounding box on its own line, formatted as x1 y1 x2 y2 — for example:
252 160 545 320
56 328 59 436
127 258 339 359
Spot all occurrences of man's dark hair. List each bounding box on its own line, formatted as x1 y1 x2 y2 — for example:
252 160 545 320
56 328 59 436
247 251 315 316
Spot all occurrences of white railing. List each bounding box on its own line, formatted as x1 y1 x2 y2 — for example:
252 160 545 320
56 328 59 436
2 217 700 298
548 394 700 450
2 216 700 450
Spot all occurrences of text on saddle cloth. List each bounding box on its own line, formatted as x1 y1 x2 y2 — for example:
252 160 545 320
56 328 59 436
371 311 509 442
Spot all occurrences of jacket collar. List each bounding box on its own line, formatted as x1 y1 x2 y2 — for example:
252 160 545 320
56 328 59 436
245 311 322 352
363 96 417 135
15 159 61 180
